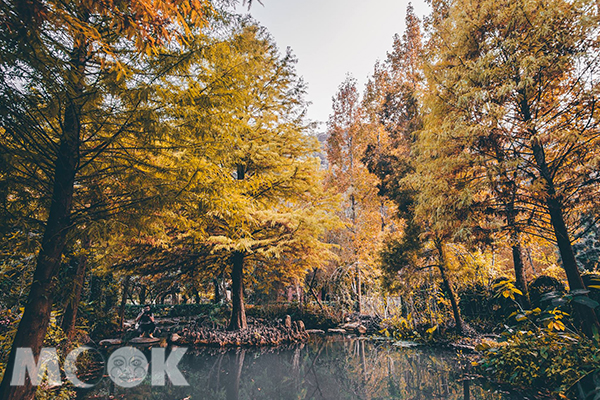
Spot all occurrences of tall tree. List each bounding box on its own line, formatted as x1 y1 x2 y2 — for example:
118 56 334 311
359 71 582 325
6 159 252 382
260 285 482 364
424 0 600 335
326 75 387 313
0 1 211 398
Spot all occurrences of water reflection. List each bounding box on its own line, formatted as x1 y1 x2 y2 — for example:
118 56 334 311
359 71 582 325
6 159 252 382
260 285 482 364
84 336 509 399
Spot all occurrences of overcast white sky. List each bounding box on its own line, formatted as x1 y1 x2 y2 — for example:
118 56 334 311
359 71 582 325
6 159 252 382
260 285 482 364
236 0 430 129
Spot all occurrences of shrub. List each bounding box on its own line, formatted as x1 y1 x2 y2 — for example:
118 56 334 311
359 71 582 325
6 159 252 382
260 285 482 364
476 330 600 394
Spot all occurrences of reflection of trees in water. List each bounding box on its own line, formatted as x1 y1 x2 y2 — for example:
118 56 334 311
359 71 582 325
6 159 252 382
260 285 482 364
82 338 508 400
290 337 507 400
226 350 245 400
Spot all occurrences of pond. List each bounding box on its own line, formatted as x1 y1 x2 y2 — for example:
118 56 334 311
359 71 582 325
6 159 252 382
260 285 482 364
82 336 512 400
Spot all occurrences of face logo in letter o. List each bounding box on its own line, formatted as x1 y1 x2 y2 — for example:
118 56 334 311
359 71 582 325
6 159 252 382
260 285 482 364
107 347 148 387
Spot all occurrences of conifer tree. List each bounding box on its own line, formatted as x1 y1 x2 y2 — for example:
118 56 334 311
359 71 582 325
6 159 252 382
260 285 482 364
423 0 600 335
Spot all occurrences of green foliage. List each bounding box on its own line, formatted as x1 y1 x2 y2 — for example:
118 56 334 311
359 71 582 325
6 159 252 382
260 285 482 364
476 330 600 394
477 286 600 395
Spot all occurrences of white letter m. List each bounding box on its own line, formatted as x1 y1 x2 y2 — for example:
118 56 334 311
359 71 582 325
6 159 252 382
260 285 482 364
10 348 62 387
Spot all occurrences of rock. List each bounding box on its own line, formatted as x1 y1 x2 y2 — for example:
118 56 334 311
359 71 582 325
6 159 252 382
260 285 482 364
357 325 367 335
99 339 122 347
327 328 346 334
306 329 325 335
169 333 182 343
284 315 292 329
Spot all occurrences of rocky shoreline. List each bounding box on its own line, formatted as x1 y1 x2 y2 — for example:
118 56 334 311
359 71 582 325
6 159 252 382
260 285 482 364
169 316 310 347
100 313 381 348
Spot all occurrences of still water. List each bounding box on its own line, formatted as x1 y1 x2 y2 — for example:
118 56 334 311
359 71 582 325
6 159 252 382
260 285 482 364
84 336 511 400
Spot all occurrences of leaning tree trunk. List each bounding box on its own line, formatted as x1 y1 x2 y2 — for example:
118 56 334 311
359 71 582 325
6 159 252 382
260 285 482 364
436 240 464 334
228 252 247 331
0 44 84 399
531 139 600 338
60 240 90 345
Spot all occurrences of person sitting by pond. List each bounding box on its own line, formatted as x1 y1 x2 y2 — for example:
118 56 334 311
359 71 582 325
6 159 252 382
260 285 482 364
135 305 155 338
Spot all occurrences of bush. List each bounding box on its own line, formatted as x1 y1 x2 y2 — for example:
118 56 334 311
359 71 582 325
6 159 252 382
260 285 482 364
476 330 600 394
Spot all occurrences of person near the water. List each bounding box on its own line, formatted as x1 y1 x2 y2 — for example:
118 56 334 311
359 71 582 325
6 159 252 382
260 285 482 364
136 305 155 338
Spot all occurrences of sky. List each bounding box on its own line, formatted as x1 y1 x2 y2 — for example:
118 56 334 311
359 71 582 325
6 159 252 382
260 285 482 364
236 0 430 129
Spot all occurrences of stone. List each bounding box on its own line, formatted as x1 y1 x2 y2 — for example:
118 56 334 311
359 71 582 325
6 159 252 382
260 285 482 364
327 328 346 334
170 333 182 343
99 339 122 347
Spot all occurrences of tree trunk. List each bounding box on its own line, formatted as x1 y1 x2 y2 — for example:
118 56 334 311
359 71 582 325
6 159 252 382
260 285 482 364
228 252 247 331
0 42 83 398
531 139 600 337
436 240 464 334
60 243 89 345
139 285 147 305
505 201 530 308
356 264 362 313
213 277 222 304
509 230 530 308
118 276 131 329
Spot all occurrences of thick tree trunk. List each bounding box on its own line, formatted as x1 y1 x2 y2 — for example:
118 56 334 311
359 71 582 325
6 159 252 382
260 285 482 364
436 240 464 334
118 276 131 329
228 252 247 331
60 243 89 344
0 52 83 398
531 139 600 337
